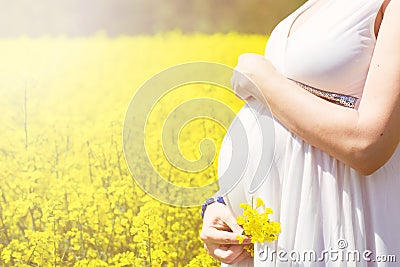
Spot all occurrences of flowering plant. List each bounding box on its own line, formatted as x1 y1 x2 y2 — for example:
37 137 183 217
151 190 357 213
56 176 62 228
236 198 281 256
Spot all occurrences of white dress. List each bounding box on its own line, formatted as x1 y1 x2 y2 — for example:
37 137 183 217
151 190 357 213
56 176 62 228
218 0 400 266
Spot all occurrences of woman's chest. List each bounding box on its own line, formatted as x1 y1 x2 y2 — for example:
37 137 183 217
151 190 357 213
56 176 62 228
265 0 384 97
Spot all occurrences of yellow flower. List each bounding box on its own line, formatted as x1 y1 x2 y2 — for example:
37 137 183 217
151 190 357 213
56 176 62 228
236 216 245 226
236 235 246 244
256 198 265 208
236 197 281 255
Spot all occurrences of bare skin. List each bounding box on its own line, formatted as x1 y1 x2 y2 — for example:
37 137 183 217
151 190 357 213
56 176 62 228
200 203 252 264
202 0 397 263
233 0 399 176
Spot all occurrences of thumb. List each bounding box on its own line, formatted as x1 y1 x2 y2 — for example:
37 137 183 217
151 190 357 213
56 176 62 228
221 210 243 234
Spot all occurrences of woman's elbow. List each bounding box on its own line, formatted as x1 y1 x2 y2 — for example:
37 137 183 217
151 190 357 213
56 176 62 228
353 161 381 176
350 138 395 176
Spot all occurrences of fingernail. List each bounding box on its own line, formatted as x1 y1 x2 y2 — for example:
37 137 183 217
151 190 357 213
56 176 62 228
240 235 252 244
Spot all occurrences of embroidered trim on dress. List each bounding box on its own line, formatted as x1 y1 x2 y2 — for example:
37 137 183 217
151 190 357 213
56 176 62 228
290 79 358 109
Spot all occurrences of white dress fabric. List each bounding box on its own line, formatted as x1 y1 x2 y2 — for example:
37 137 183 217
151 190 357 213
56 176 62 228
218 0 400 266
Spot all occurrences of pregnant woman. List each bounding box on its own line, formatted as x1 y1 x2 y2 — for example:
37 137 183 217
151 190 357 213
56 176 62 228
201 0 400 266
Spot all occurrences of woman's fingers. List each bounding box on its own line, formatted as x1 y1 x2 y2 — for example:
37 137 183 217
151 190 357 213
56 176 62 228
212 244 251 264
201 227 250 245
232 53 276 104
214 244 244 263
202 202 244 235
230 249 252 264
231 69 253 101
220 210 245 235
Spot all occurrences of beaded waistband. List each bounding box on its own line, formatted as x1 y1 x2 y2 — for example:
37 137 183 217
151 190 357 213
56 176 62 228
290 79 358 109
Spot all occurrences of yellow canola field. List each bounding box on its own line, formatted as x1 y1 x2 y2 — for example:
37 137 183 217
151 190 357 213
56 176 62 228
0 32 267 266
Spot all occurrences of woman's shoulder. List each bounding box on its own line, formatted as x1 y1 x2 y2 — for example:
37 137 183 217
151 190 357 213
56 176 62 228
374 0 389 37
381 0 397 20
380 0 400 28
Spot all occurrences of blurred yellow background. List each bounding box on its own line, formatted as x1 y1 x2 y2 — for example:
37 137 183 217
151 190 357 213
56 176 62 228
0 1 304 266
0 0 305 36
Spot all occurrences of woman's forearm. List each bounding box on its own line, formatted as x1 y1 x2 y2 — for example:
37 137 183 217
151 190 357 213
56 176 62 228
262 73 382 175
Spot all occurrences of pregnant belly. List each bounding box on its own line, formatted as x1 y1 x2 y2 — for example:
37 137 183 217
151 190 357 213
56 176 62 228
217 98 276 216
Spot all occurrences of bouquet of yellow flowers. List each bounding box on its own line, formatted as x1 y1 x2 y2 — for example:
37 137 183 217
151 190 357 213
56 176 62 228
236 198 281 256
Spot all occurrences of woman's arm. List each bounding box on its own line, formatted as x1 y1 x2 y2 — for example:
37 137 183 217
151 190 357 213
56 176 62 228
233 0 400 176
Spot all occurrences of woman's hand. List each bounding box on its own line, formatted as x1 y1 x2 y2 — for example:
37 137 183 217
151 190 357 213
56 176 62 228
231 53 277 104
200 202 252 264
